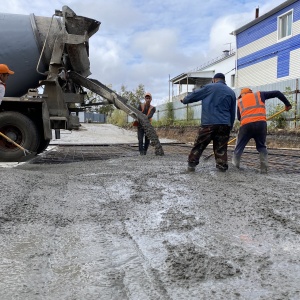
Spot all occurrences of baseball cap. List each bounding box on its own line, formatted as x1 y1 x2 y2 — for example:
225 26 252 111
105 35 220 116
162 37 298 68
0 64 14 74
145 92 152 99
238 88 253 98
213 73 225 80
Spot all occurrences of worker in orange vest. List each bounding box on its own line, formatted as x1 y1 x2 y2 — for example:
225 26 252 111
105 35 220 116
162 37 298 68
0 64 14 105
232 88 292 173
137 92 156 155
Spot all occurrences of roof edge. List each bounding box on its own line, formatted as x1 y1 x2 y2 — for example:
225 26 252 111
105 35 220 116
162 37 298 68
231 0 298 35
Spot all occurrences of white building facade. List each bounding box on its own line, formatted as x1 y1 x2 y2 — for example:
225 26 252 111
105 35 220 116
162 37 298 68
232 0 300 88
170 50 236 102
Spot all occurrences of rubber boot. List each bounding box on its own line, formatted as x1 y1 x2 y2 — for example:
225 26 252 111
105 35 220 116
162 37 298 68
232 154 241 168
187 162 196 172
259 152 268 174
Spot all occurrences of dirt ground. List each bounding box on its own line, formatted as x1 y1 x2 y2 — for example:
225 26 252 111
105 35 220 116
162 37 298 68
155 126 300 149
0 124 299 300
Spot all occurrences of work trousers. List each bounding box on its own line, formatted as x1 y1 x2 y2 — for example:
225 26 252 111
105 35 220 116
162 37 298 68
137 126 150 154
234 121 267 157
188 124 231 170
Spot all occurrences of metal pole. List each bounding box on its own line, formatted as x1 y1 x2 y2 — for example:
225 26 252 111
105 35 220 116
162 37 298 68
168 74 170 103
187 74 189 94
295 79 298 128
186 75 189 121
172 81 174 103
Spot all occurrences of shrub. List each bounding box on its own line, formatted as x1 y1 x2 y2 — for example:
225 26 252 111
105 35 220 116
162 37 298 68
108 109 127 127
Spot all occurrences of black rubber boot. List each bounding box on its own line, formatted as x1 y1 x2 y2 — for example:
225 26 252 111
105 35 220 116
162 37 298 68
187 163 196 172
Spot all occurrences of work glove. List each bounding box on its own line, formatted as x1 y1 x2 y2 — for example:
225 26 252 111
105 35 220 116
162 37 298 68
285 105 292 111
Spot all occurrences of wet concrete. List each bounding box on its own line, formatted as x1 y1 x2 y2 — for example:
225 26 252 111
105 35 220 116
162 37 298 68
0 125 300 299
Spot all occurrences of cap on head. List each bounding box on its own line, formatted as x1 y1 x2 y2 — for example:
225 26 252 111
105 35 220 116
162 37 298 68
238 88 253 98
145 92 152 99
213 73 225 80
0 64 14 74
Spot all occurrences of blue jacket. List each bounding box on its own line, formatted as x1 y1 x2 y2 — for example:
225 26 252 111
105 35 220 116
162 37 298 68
182 81 236 128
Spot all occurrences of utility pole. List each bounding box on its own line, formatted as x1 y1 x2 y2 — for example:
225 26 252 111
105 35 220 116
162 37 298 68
168 74 171 102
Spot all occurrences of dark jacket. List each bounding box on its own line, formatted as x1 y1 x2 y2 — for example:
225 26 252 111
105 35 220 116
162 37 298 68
182 81 236 128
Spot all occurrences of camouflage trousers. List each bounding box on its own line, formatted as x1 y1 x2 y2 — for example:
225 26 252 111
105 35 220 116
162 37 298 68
188 124 231 170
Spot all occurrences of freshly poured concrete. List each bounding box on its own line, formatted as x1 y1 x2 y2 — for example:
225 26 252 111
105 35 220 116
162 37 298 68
0 124 299 300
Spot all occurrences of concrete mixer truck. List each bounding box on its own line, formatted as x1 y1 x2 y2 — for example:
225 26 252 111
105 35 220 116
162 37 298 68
0 6 164 162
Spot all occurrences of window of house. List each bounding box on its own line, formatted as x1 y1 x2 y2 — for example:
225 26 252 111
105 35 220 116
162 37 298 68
278 10 293 40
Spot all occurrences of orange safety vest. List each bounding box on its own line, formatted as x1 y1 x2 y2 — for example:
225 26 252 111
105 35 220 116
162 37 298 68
238 91 266 126
141 103 154 123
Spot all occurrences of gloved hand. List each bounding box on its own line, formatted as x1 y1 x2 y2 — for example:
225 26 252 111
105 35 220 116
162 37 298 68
285 105 292 111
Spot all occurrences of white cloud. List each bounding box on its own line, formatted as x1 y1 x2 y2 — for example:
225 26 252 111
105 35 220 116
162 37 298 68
2 0 287 104
132 29 180 61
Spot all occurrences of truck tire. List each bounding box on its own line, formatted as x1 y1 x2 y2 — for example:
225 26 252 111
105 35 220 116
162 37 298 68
36 138 50 154
0 111 39 162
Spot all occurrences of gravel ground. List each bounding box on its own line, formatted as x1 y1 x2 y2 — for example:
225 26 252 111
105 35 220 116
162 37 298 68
0 124 299 300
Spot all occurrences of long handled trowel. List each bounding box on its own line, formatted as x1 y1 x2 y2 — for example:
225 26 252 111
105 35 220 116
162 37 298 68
203 107 287 160
0 131 36 162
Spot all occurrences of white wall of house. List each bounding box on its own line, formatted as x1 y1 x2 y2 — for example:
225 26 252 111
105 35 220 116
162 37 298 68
200 55 236 88
237 57 278 87
172 53 236 100
235 1 300 88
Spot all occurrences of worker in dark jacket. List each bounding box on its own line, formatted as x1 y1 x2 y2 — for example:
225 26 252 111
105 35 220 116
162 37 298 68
181 73 236 172
137 92 156 155
232 88 292 173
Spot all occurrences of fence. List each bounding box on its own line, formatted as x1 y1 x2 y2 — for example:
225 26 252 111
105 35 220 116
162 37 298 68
151 78 300 129
78 111 106 123
153 101 201 122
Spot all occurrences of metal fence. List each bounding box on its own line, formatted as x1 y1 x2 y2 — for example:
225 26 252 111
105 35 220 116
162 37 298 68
79 112 106 123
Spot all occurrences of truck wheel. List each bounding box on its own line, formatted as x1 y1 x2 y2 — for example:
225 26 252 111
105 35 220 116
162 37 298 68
0 112 39 162
37 138 50 154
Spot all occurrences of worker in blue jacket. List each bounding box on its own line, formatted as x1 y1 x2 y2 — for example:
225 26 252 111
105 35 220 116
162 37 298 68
181 73 236 172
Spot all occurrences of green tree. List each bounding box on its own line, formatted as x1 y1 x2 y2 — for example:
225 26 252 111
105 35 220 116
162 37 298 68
80 83 147 125
165 101 174 125
108 109 127 127
106 83 146 126
268 86 294 129
84 88 114 115
185 104 194 121
120 84 145 108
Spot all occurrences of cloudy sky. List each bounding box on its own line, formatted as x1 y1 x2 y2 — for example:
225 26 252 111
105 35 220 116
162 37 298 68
5 0 284 104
